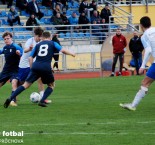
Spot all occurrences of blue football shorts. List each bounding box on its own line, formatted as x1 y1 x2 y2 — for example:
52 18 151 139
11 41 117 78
146 63 155 80
17 67 30 82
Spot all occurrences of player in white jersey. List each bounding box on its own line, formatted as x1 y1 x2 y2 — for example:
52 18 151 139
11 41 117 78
120 16 155 111
10 27 51 106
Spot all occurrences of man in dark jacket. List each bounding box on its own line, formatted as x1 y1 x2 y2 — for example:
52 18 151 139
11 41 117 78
129 31 144 75
110 28 127 76
27 0 44 20
79 0 89 14
100 3 113 23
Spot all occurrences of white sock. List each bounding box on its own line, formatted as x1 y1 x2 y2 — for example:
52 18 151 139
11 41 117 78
131 86 148 107
39 91 44 98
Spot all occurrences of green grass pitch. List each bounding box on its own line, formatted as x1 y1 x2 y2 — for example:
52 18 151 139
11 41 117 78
0 76 155 145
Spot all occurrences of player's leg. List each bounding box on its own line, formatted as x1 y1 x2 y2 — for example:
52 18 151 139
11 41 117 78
4 70 39 108
118 53 124 75
38 82 55 107
38 71 55 107
110 54 118 76
120 63 155 111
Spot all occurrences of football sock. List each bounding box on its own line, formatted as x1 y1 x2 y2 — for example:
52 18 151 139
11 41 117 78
10 86 25 100
131 86 148 107
11 91 16 102
40 87 53 103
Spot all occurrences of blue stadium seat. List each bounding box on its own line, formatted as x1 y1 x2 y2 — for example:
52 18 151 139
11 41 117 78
0 11 7 17
59 32 65 38
25 35 31 39
78 32 85 38
44 18 52 24
66 10 72 16
65 32 71 38
72 32 78 38
21 11 30 17
85 32 91 38
0 28 5 32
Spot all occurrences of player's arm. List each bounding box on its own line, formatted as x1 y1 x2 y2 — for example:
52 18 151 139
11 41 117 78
15 44 23 56
54 42 75 57
24 39 34 53
0 48 4 55
139 36 151 74
29 46 37 68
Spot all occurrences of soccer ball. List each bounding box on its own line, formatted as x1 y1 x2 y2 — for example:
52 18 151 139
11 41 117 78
30 92 41 103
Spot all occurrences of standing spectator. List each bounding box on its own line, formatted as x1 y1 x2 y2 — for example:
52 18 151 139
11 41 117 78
110 28 127 76
78 12 89 33
7 6 23 27
100 3 113 23
16 0 28 11
52 34 61 72
27 0 44 20
53 4 62 16
79 0 89 14
26 14 39 31
89 0 97 16
129 31 144 75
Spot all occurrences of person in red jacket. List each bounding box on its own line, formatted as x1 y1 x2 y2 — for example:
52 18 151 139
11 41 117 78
110 28 127 76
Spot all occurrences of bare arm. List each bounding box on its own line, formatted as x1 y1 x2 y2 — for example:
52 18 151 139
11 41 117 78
29 57 33 68
60 48 75 57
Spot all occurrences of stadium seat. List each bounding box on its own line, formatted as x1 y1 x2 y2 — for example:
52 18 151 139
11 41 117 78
84 32 91 38
0 28 5 32
72 32 78 38
65 32 71 38
20 11 29 17
66 10 72 16
44 18 52 24
59 32 65 38
78 32 85 38
0 11 7 17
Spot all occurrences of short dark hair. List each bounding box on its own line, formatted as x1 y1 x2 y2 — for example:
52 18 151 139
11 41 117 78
2 32 13 38
33 27 44 37
140 16 151 28
42 31 51 38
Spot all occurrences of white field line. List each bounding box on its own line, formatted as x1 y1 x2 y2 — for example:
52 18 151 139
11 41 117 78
17 121 155 127
24 132 128 135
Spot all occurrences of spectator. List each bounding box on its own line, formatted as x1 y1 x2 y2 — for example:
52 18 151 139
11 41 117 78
78 12 89 33
91 10 101 24
27 0 44 20
60 0 68 10
55 0 63 10
100 3 113 23
53 12 65 33
89 0 97 16
61 12 70 25
68 12 79 32
53 4 62 16
52 34 61 72
92 20 106 44
101 18 108 32
110 28 127 76
69 12 78 25
26 14 39 31
16 0 28 11
129 31 144 75
79 0 89 14
7 6 23 27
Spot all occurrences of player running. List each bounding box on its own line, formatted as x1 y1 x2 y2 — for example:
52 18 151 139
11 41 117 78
4 31 75 108
0 32 23 99
120 16 155 111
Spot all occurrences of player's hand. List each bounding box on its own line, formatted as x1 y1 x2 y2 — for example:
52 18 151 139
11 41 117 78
29 44 33 50
16 50 21 56
139 68 145 75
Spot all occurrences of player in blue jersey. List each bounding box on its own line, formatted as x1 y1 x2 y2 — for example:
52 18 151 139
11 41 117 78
120 16 155 111
4 31 75 108
0 32 23 96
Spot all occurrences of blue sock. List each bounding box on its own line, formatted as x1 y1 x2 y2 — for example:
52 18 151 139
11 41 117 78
40 87 53 103
11 91 16 102
10 86 25 100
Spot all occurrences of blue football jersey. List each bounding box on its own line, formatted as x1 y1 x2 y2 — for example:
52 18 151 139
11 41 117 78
30 40 62 71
